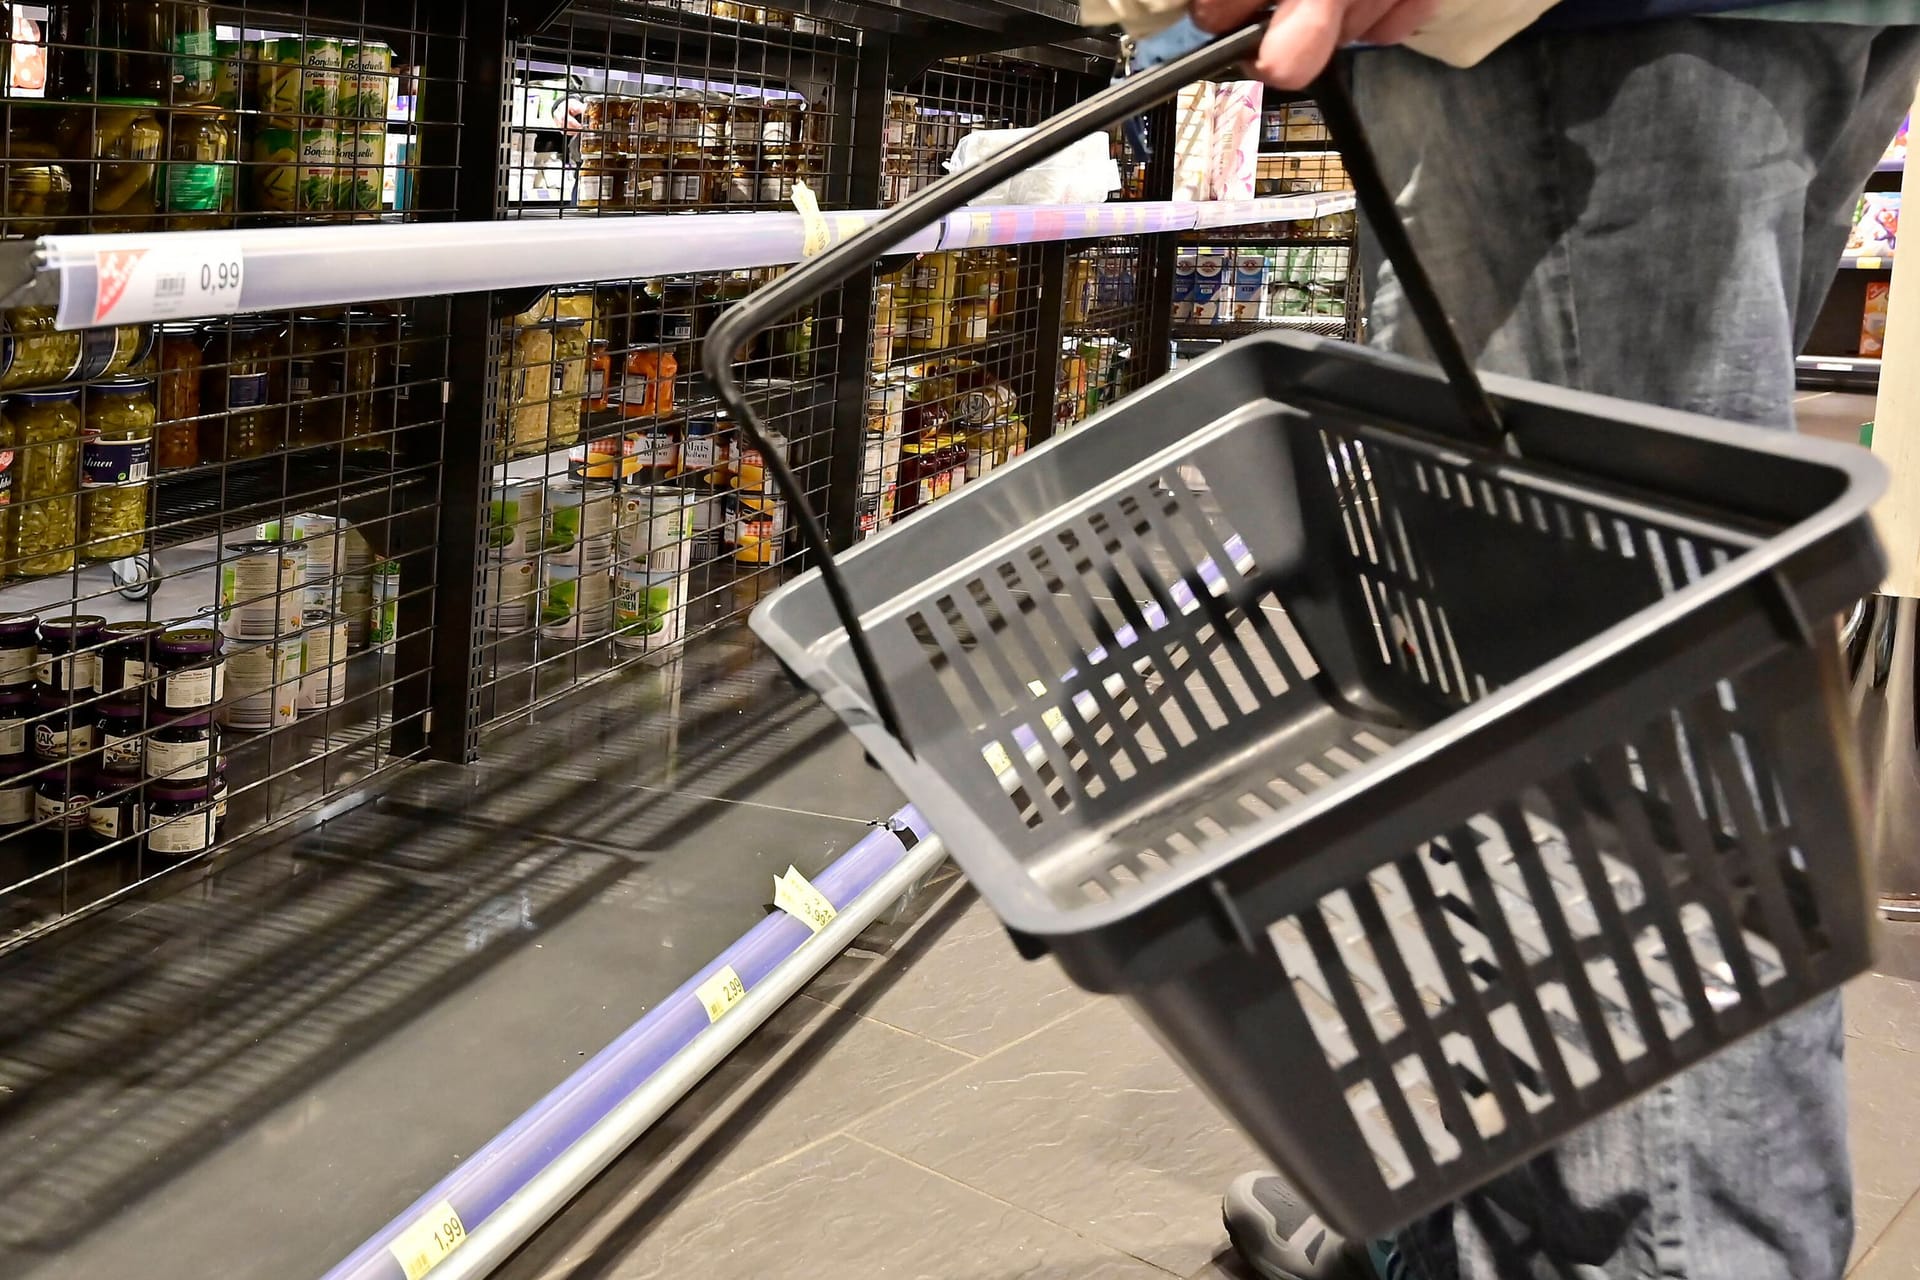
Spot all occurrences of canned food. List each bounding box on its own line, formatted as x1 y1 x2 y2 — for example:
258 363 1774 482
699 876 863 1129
340 40 393 120
615 487 696 575
260 512 343 611
735 497 786 565
613 567 683 651
338 573 373 649
483 558 538 633
221 637 300 732
539 560 612 641
221 541 304 638
298 610 352 712
337 123 383 214
295 126 337 214
488 482 545 559
259 36 341 118
546 481 618 550
369 558 401 649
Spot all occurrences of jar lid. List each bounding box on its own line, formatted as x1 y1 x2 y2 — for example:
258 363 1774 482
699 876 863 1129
159 322 204 335
36 768 92 792
96 697 145 720
0 687 31 708
152 708 214 730
155 627 223 657
147 777 217 804
34 687 94 710
105 620 164 643
92 376 154 396
0 756 35 780
40 614 106 640
9 388 82 404
0 611 39 636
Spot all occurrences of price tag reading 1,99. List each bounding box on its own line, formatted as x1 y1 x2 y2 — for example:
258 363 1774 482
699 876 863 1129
51 235 249 329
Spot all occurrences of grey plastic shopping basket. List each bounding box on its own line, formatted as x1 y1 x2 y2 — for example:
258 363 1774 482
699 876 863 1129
704 27 1888 1239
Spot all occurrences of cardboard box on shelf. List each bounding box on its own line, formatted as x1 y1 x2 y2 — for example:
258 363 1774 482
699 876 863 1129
1232 253 1266 321
1172 254 1197 321
1863 280 1891 356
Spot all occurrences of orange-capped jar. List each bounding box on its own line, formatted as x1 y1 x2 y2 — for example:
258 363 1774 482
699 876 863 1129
621 346 677 418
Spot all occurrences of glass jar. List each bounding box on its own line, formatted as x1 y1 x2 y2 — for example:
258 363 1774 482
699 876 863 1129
36 614 105 696
716 152 755 205
628 154 666 208
35 766 97 838
102 1 171 100
0 688 31 759
5 163 74 237
884 95 919 163
0 758 32 827
98 702 145 778
161 105 234 229
202 320 282 460
621 347 677 419
585 339 612 412
152 627 225 712
759 148 800 205
1 309 83 391
286 315 341 448
156 323 203 468
82 376 155 559
0 614 37 690
341 311 397 444
147 709 216 782
101 619 163 703
32 690 97 762
11 388 83 576
88 777 141 844
170 2 217 103
76 99 165 232
146 776 219 855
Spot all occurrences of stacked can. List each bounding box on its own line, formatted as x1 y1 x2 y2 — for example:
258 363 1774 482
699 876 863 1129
613 487 695 654
541 481 617 642
677 413 734 565
337 526 376 647
859 377 907 540
337 41 394 218
254 37 341 218
730 429 790 565
483 480 545 633
218 540 304 733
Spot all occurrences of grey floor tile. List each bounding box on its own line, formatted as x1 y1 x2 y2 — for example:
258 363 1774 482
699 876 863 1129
1848 1035 1920 1261
1184 1253 1255 1280
854 999 1260 1276
1847 971 1920 1054
1795 392 1875 444
521 1134 1172 1280
805 887 1093 1057
1853 1193 1920 1278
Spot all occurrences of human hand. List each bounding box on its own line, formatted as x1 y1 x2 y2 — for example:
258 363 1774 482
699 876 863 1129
1189 0 1440 87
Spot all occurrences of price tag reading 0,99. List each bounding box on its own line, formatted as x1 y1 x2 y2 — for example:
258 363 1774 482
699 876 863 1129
51 236 249 328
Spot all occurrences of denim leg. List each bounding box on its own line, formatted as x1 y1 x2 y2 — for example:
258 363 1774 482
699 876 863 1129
1349 21 1920 1280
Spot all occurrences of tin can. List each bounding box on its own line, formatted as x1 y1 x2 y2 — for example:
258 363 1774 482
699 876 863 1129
546 481 618 553
689 492 728 564
340 40 393 121
337 122 383 214
613 567 683 651
488 482 546 559
221 541 304 638
615 487 696 575
251 125 299 211
483 557 538 632
735 497 786 566
539 560 612 642
222 637 301 732
298 610 352 712
259 36 341 119
295 125 338 214
369 559 401 649
338 572 373 649
212 39 249 110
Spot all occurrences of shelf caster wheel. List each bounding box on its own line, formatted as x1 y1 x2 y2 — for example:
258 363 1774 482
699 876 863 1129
111 554 157 601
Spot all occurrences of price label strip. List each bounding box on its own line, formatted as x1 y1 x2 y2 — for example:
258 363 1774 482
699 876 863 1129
772 865 837 933
51 235 247 329
792 182 831 258
695 963 748 1022
387 1199 468 1280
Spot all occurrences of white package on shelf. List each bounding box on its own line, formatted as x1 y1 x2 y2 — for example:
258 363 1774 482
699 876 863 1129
944 129 1122 205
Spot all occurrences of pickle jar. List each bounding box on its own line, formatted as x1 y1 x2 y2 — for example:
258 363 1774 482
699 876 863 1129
286 315 341 448
1 308 82 391
156 323 203 469
161 106 236 230
4 164 73 237
81 377 156 560
341 311 398 445
9 388 83 577
202 320 283 460
81 99 166 233
170 2 218 104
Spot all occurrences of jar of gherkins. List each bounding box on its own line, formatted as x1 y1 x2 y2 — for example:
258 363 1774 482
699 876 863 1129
78 100 165 233
81 378 155 559
160 106 236 231
10 388 83 577
202 320 282 460
286 315 341 448
1 309 82 391
341 311 399 445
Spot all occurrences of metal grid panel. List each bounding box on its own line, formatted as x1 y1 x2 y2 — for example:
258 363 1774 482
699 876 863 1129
503 1 859 216
0 1 461 952
883 56 1063 207
1055 235 1155 431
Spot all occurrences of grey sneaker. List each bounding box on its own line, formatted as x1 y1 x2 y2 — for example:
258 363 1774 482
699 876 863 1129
1222 1172 1375 1280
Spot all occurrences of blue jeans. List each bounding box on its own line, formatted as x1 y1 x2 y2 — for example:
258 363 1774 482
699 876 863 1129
1352 21 1920 1279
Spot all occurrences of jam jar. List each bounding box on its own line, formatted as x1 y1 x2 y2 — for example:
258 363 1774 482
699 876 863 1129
0 757 34 827
0 688 30 759
152 628 226 712
101 620 164 703
147 710 217 783
32 690 97 762
0 613 39 688
87 776 141 845
97 701 146 778
35 766 97 838
146 777 220 856
36 614 105 696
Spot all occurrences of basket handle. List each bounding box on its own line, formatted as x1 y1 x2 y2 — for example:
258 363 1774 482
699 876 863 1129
703 27 1506 753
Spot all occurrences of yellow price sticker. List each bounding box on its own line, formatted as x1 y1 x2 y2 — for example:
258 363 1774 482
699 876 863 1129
792 182 829 258
387 1200 467 1280
830 212 871 245
696 963 747 1022
773 866 837 933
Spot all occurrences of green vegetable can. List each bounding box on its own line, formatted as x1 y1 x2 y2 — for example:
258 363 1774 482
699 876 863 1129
296 126 338 213
340 41 393 121
251 125 297 211
337 123 383 214
259 37 341 121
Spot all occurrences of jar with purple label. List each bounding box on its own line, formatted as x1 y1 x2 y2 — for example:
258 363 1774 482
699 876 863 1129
0 757 33 826
146 776 219 856
32 689 96 762
147 709 216 782
101 620 164 703
35 614 105 696
98 702 145 777
87 777 140 845
0 688 29 759
152 627 225 712
0 613 39 688
35 766 96 838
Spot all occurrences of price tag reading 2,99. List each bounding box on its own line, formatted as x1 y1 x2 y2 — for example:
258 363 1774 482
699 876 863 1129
50 235 249 329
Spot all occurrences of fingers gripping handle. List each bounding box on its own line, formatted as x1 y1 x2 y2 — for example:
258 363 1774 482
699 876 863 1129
701 27 1502 754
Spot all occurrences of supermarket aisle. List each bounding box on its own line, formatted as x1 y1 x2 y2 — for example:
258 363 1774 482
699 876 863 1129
0 631 903 1280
